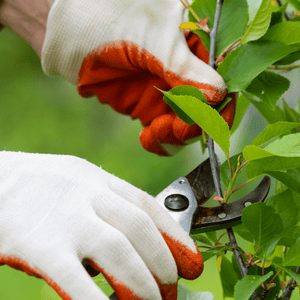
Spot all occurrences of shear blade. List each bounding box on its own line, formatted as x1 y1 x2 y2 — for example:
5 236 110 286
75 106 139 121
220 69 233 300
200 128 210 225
191 176 271 233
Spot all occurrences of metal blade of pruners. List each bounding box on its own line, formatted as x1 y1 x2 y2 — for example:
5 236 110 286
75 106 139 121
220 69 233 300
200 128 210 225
155 156 270 234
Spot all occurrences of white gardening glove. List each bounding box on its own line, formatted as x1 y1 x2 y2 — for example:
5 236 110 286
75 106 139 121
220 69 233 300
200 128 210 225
41 0 235 156
0 151 203 300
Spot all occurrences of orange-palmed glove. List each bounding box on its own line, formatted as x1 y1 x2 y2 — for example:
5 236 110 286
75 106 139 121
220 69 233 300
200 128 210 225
42 0 236 156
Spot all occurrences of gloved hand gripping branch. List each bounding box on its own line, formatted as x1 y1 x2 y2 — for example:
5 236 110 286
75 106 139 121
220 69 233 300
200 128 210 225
42 0 236 156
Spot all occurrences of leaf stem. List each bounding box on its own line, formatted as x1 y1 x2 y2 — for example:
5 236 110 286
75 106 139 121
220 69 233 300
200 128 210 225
179 0 201 23
227 155 233 179
232 180 250 194
267 269 281 288
268 64 300 72
236 160 247 174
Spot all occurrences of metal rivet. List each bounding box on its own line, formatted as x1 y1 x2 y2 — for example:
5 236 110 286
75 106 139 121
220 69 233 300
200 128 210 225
244 201 252 207
179 179 185 184
164 194 189 211
218 212 226 219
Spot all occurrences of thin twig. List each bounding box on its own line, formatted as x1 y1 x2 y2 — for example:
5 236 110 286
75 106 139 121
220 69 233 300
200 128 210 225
277 267 299 300
275 0 290 21
180 0 201 22
235 161 247 175
227 156 233 179
268 64 300 72
232 180 250 194
206 2 263 299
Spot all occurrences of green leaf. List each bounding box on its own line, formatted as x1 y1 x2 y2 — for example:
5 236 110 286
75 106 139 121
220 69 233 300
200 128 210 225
266 189 299 237
251 122 300 147
192 233 212 246
273 262 300 286
219 255 240 298
290 0 300 10
158 86 208 125
157 87 230 155
190 0 249 56
230 93 250 134
214 0 248 56
282 238 300 266
244 94 286 124
220 153 242 186
241 0 272 44
234 272 273 300
246 71 290 109
282 99 300 128
242 203 283 260
270 12 283 27
217 41 298 92
189 0 216 28
191 30 210 52
244 133 300 179
201 246 233 262
205 231 218 243
233 223 254 242
265 170 300 196
261 21 300 46
274 50 300 65
177 284 214 300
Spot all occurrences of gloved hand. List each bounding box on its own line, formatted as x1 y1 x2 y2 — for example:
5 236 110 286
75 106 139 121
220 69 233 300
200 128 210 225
41 0 236 156
0 151 203 300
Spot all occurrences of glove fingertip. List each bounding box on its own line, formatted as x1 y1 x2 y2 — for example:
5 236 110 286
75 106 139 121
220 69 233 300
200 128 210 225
173 117 202 142
160 232 204 280
139 126 170 156
220 93 237 129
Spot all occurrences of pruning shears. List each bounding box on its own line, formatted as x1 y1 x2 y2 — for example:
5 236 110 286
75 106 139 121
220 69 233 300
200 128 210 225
109 156 270 300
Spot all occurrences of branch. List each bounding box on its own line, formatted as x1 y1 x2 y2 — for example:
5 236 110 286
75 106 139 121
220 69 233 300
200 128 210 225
275 0 290 21
277 267 299 300
206 2 263 299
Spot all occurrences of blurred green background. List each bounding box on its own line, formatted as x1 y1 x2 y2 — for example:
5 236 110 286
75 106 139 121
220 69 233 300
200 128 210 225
0 26 299 299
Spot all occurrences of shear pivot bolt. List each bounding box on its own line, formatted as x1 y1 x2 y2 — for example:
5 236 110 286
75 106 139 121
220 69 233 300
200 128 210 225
218 212 226 219
244 201 252 207
164 194 189 211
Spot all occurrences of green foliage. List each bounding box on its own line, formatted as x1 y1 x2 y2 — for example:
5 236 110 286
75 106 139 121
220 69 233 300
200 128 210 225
244 133 300 179
242 203 283 262
234 272 273 300
262 21 300 45
230 93 250 134
220 153 242 186
190 0 249 56
219 255 240 298
241 0 272 44
266 189 299 246
250 121 300 147
200 246 233 262
244 95 287 124
217 41 297 92
282 238 300 266
175 1 300 299
158 86 230 155
273 262 300 286
266 170 300 196
246 71 290 109
156 86 207 125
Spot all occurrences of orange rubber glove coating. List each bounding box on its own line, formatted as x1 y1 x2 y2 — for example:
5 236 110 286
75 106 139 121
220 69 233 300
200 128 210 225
78 32 235 156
